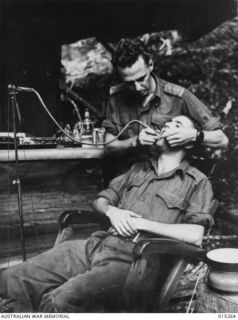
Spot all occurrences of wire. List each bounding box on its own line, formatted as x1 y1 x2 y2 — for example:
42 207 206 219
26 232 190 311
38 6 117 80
31 88 155 146
66 97 82 123
186 271 201 313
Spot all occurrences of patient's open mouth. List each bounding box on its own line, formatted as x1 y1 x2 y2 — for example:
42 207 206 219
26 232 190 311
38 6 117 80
159 126 168 137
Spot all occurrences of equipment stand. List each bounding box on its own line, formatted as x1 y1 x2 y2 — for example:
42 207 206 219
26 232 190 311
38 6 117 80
9 88 26 261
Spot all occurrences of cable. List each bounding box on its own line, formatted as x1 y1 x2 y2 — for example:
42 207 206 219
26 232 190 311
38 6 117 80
66 97 82 123
31 88 156 146
186 271 201 313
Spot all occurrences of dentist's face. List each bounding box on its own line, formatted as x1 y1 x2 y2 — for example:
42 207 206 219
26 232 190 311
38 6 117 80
117 55 154 98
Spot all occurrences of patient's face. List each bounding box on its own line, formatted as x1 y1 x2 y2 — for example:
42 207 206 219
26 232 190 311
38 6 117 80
156 115 195 148
163 116 194 132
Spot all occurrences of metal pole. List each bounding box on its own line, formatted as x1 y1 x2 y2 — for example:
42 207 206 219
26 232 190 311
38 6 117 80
10 92 26 261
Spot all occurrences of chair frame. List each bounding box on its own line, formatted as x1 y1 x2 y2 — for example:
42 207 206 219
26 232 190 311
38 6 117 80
54 156 219 311
54 199 218 312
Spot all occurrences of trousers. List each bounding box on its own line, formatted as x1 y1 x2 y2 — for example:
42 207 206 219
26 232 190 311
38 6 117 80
0 231 135 312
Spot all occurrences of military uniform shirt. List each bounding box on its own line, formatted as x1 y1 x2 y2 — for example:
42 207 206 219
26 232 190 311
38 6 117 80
103 74 222 139
98 158 214 229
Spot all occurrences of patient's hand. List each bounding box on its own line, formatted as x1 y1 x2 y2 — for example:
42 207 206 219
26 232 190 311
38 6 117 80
106 206 141 237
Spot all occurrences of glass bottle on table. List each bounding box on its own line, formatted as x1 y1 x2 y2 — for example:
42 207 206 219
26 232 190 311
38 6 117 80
82 108 91 134
73 121 82 144
64 123 72 142
81 108 94 147
82 108 94 136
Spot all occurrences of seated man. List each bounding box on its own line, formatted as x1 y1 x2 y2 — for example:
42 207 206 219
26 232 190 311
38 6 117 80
0 115 214 313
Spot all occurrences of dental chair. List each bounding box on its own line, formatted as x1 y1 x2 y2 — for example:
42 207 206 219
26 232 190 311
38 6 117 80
54 157 219 312
54 201 218 312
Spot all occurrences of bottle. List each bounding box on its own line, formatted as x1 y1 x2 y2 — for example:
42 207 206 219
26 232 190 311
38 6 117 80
82 108 93 135
73 121 82 143
64 123 72 142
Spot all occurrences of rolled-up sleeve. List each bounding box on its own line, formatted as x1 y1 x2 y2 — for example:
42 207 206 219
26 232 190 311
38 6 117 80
102 119 119 136
102 99 120 136
182 178 214 230
96 171 130 206
182 89 222 131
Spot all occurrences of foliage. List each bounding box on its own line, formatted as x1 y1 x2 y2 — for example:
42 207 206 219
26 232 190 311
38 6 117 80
151 18 238 206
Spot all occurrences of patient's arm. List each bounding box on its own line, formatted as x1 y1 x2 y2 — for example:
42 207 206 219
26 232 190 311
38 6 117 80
134 176 213 246
93 198 203 245
132 218 204 246
93 197 140 237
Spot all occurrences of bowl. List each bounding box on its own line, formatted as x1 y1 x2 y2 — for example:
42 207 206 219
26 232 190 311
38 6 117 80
206 248 238 272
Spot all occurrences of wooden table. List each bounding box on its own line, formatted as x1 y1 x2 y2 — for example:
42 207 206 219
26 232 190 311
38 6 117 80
0 146 104 161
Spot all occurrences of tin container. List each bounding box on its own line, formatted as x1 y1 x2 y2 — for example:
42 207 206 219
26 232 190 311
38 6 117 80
93 128 105 146
81 135 93 148
206 248 238 292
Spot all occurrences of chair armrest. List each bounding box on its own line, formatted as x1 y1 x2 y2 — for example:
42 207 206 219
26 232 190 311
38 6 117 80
58 209 109 231
55 210 110 246
124 237 206 311
133 238 206 262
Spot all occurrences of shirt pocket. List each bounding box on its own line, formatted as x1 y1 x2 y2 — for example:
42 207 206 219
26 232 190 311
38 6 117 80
119 178 144 208
126 176 144 191
155 189 185 223
156 189 184 209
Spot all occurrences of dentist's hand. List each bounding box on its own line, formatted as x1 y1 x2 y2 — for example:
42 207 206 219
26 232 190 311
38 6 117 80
138 128 161 146
162 127 197 147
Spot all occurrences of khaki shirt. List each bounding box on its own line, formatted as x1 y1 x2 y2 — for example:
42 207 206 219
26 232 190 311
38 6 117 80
97 158 214 229
103 75 221 138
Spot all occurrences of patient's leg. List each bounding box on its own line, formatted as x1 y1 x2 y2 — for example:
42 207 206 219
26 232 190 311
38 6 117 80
40 236 135 312
0 239 90 312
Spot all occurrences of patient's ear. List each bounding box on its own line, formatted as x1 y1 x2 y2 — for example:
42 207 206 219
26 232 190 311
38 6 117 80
148 59 154 72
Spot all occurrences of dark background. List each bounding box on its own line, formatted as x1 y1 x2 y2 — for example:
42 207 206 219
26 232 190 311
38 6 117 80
0 0 236 136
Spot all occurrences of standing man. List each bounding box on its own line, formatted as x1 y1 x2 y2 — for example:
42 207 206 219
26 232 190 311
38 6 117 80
102 38 228 181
